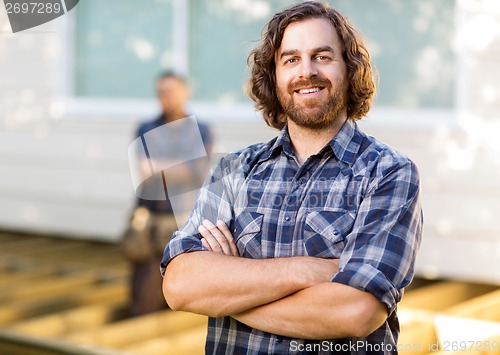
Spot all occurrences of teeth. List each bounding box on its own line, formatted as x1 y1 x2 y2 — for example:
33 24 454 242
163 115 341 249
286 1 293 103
298 87 320 94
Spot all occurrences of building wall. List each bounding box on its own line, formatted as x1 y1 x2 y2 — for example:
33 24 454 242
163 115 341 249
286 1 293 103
411 0 500 284
0 1 499 283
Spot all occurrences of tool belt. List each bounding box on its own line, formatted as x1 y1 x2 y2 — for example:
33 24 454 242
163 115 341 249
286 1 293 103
120 207 179 262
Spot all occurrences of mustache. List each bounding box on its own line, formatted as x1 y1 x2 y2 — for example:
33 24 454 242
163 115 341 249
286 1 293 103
287 77 332 94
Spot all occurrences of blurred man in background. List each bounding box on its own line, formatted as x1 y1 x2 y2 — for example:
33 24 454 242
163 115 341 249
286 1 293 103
124 71 212 317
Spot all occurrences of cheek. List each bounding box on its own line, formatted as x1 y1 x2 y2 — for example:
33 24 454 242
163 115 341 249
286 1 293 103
275 68 290 86
275 73 292 95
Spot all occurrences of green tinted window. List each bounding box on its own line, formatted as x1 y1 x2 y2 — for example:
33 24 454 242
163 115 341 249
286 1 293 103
75 0 173 98
75 0 455 108
188 0 297 103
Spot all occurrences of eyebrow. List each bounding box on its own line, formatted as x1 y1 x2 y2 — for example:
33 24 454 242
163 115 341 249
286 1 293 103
278 46 336 60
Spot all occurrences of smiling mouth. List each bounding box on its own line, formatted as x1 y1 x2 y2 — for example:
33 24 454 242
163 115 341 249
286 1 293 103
295 87 324 94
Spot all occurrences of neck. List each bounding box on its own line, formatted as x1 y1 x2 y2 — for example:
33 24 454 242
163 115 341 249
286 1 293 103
287 117 348 165
163 110 187 123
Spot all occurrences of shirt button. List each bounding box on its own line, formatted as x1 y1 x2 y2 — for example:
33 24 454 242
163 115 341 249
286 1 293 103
284 216 291 222
333 229 339 235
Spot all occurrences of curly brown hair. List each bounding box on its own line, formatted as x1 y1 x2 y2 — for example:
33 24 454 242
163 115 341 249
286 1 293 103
246 1 376 130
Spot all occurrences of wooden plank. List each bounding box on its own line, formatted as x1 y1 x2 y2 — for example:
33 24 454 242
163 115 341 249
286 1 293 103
7 301 126 338
398 306 438 354
400 282 498 312
398 285 500 354
0 282 127 325
37 247 128 265
0 236 128 278
8 244 126 267
0 233 37 244
0 274 98 303
443 289 500 321
123 325 207 355
0 261 127 288
0 267 56 286
14 257 127 275
412 289 500 355
0 238 64 254
0 242 95 259
399 320 437 354
0 328 124 355
0 232 40 240
67 311 207 348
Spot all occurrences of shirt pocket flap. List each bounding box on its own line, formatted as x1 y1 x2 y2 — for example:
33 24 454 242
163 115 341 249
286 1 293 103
304 209 354 258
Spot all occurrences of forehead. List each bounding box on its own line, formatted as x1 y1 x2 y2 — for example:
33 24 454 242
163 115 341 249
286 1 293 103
157 77 185 89
277 17 342 55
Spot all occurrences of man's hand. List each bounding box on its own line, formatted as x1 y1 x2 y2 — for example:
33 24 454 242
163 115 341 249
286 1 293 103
198 219 240 257
197 219 339 283
165 219 339 317
193 221 384 339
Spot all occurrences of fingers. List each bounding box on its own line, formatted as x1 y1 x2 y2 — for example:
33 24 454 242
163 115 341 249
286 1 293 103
216 220 240 256
198 220 239 257
201 237 211 250
199 219 237 256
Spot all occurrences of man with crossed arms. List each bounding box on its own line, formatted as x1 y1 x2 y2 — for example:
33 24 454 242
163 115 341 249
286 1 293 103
161 2 422 354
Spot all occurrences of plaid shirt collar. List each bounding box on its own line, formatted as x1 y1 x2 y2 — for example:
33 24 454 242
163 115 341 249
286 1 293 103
261 119 362 166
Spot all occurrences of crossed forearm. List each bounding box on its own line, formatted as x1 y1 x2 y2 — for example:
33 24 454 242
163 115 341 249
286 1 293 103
163 250 337 317
163 219 386 338
233 280 387 339
164 219 387 339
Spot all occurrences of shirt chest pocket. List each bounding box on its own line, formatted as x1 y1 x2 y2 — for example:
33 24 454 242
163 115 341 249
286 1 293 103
233 211 264 258
303 209 354 258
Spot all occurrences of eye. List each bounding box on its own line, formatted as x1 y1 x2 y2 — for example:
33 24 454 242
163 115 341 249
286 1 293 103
284 57 298 65
315 55 331 61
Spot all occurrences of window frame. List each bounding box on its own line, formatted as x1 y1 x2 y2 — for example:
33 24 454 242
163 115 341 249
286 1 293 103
52 0 459 126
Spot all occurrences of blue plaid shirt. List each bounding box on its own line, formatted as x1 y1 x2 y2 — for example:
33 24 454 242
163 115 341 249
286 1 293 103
161 120 423 354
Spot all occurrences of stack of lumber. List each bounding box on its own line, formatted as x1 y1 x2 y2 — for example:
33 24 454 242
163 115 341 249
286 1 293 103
0 232 206 354
399 282 500 354
0 232 499 354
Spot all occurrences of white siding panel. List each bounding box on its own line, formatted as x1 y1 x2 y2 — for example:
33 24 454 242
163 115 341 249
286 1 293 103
0 196 129 242
0 164 133 204
0 128 133 164
423 194 500 237
0 119 138 240
417 235 500 284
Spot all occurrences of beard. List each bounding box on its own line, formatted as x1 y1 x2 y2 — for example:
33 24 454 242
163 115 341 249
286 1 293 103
277 76 348 130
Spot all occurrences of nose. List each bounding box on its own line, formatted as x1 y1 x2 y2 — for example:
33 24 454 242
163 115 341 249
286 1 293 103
299 58 318 78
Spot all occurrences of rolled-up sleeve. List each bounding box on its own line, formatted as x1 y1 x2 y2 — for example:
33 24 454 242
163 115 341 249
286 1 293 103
331 157 423 314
